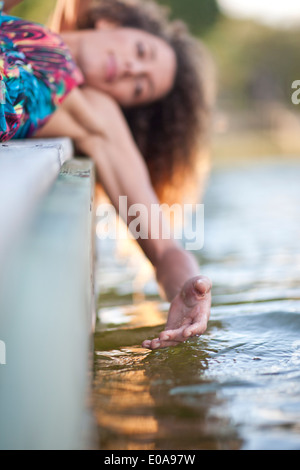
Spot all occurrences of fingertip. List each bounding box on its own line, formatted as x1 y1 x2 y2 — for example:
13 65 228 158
194 277 212 296
194 279 207 296
183 324 202 338
159 332 170 341
183 329 192 338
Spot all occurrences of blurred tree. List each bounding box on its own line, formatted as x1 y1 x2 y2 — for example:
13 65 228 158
156 0 221 36
205 17 300 109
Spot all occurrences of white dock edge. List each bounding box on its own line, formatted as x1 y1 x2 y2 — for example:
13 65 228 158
0 139 96 450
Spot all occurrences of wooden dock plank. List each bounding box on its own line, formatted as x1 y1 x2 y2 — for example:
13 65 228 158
0 156 96 450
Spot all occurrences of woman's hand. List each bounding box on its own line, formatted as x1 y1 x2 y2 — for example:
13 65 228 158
142 275 212 349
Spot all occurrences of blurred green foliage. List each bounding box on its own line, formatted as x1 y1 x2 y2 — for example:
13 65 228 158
205 18 300 108
157 0 221 36
158 1 299 109
11 0 56 24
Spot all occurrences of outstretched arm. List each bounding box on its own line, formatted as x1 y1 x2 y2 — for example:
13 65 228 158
36 87 212 349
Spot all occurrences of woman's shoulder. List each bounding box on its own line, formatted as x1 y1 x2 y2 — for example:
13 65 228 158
81 87 121 111
78 87 135 143
81 87 127 126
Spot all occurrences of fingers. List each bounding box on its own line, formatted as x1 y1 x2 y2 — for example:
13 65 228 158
161 320 206 343
142 322 206 350
159 326 186 342
182 320 207 339
142 337 180 350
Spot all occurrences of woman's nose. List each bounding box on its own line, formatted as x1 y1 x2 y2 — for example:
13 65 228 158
122 60 148 77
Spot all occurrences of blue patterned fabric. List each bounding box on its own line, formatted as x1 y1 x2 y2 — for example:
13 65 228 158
0 5 83 141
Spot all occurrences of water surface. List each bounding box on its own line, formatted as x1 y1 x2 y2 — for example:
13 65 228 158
94 158 300 450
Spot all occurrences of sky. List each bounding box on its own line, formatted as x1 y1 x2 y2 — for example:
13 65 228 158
218 0 300 27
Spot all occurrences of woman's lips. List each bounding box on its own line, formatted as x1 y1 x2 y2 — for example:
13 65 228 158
105 54 118 82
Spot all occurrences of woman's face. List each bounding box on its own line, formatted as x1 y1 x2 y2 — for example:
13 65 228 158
78 24 177 107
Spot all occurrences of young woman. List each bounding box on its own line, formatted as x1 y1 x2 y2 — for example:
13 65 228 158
0 0 213 349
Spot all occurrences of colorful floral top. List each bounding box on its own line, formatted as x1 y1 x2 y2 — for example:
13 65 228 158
0 5 84 141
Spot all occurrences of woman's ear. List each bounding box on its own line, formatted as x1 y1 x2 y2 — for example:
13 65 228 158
95 19 119 30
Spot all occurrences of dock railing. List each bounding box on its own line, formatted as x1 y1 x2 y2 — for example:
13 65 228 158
0 138 96 450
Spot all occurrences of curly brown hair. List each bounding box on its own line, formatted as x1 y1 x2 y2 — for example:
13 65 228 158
78 0 215 203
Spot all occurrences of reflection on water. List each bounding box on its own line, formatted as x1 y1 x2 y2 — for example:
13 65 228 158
93 158 300 450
